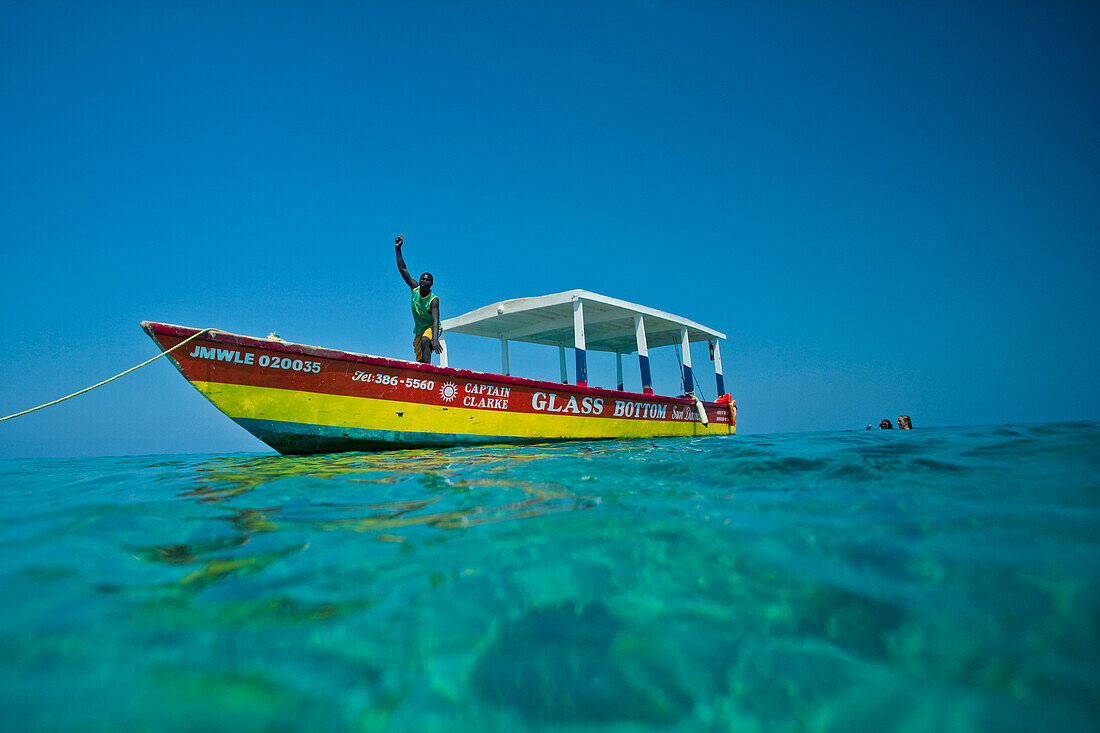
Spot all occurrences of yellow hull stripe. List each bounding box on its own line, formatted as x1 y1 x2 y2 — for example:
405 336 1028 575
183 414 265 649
192 381 733 439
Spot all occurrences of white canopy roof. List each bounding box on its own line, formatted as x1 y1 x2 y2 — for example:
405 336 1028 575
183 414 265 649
441 289 725 353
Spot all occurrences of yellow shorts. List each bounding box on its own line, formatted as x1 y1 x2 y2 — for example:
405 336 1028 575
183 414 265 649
414 328 433 361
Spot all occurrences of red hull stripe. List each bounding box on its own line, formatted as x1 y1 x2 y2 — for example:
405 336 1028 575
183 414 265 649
143 323 735 427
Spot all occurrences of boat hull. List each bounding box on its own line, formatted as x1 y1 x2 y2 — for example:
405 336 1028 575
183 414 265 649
143 322 735 454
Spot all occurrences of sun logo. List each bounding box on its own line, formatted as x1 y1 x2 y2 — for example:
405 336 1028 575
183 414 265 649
439 382 458 402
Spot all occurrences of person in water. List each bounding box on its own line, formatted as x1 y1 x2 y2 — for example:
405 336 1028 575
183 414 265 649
879 418 893 429
394 234 442 363
898 414 913 430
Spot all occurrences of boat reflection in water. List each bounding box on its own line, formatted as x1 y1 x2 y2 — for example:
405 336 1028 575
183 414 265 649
131 446 602 602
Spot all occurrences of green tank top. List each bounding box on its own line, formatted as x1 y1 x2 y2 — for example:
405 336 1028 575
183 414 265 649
411 286 438 334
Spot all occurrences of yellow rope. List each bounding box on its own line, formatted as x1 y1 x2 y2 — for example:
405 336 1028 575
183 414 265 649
0 328 216 422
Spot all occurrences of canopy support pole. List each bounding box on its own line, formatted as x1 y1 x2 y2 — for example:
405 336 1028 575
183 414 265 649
681 327 693 395
558 345 568 383
500 338 509 376
439 332 448 368
572 297 587 387
712 340 724 395
615 351 624 391
634 315 653 395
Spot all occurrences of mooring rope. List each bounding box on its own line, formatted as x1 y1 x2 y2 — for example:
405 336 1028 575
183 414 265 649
0 328 216 422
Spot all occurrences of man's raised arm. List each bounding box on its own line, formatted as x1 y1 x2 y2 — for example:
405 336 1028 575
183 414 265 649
394 234 417 289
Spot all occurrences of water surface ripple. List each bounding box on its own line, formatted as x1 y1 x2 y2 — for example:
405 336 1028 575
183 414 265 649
0 422 1097 731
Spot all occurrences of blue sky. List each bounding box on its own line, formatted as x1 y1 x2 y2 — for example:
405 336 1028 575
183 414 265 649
1 0 1097 457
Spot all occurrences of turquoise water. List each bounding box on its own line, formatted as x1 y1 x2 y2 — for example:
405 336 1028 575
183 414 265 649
0 423 1097 732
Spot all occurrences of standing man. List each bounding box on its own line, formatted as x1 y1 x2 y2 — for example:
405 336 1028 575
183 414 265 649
394 234 442 363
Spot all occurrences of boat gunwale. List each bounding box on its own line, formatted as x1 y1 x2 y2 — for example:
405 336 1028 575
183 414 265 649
142 321 730 408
